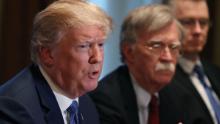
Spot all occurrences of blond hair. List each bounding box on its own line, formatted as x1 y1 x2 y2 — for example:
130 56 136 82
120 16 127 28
31 0 112 63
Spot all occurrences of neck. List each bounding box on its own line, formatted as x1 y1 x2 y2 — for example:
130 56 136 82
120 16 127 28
182 53 199 62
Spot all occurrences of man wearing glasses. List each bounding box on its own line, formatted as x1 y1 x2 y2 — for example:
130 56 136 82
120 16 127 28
90 4 185 124
163 0 220 123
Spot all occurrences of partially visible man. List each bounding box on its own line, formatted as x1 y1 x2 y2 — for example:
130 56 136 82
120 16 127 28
90 4 185 124
162 0 220 123
0 0 112 124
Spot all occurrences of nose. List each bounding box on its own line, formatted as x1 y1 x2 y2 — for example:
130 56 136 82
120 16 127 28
160 47 173 62
192 21 202 34
89 45 103 64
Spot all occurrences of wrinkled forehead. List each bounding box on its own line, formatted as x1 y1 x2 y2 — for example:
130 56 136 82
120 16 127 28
62 25 107 41
174 0 209 18
137 21 180 42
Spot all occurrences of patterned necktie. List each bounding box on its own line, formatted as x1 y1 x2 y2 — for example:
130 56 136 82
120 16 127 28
67 101 79 124
194 65 220 123
148 95 160 124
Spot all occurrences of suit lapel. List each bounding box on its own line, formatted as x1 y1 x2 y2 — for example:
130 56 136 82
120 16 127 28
119 66 139 124
78 95 100 124
175 65 199 96
203 62 220 98
32 65 64 124
175 64 213 120
159 91 183 124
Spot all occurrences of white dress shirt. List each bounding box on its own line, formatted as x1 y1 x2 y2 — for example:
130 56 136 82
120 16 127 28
179 57 219 124
39 65 78 124
130 73 158 124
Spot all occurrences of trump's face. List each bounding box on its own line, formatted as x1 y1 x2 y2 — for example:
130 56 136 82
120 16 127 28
42 25 106 98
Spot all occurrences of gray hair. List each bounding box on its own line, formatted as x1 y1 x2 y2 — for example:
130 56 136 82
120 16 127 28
31 0 112 64
120 4 185 62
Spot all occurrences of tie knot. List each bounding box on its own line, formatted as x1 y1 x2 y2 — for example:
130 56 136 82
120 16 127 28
67 101 78 115
194 65 205 77
148 95 159 124
149 95 159 109
194 65 208 87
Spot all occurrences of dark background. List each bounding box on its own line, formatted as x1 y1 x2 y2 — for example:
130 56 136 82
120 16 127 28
0 0 220 83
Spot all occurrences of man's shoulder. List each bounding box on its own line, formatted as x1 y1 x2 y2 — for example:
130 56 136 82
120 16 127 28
99 65 130 86
202 60 220 74
0 65 35 96
89 64 135 109
89 65 137 124
0 96 35 124
93 65 132 97
0 64 44 114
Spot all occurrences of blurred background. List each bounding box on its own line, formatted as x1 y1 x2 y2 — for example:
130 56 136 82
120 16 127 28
0 0 219 83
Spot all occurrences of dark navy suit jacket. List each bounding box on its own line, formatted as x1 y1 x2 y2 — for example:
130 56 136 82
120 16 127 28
0 64 100 124
90 65 188 124
163 61 220 124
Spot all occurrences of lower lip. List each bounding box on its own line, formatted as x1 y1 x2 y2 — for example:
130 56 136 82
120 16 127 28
88 71 100 79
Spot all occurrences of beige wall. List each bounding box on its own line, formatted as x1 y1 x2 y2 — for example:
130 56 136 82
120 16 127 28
213 0 220 67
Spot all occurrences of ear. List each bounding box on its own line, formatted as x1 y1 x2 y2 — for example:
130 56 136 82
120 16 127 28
38 47 54 67
122 43 135 64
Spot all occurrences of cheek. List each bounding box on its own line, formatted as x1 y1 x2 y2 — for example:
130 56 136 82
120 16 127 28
60 54 89 77
140 57 157 75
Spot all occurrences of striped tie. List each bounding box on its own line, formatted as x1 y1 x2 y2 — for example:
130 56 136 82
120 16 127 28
67 101 79 124
194 65 220 123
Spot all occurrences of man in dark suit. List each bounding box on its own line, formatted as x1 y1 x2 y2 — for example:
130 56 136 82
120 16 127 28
0 0 112 124
90 4 186 124
162 0 220 123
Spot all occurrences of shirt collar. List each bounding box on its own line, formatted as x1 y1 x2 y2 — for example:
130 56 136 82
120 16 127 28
178 56 202 74
129 73 158 109
39 65 79 113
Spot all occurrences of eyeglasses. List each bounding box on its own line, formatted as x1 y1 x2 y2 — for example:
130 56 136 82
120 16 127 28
179 18 210 28
144 41 181 56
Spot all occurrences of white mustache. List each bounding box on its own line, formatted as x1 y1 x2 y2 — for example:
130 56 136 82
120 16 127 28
155 62 175 72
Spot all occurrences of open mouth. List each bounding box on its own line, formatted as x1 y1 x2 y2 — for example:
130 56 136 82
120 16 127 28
88 70 100 79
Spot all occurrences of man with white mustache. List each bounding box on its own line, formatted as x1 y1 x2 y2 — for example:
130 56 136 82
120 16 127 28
155 62 175 72
90 4 186 124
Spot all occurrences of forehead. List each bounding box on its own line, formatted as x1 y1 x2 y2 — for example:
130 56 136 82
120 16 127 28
138 21 179 42
174 0 209 19
65 26 105 40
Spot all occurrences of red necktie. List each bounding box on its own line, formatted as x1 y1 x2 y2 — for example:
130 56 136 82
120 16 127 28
148 95 159 124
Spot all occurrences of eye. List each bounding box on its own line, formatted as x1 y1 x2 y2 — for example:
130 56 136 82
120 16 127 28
79 43 90 48
76 42 91 52
169 43 181 51
147 41 163 50
170 44 178 49
98 42 105 48
179 19 194 26
199 19 210 27
152 43 162 49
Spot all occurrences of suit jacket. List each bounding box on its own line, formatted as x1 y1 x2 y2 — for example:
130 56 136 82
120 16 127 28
0 64 100 124
164 61 220 124
90 65 187 124
0 96 34 124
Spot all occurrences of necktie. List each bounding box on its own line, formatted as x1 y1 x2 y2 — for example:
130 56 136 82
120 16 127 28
67 101 79 124
148 95 160 124
194 65 220 123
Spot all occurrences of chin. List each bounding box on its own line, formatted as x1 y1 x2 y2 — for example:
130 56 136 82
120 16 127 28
157 77 172 85
83 82 98 92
